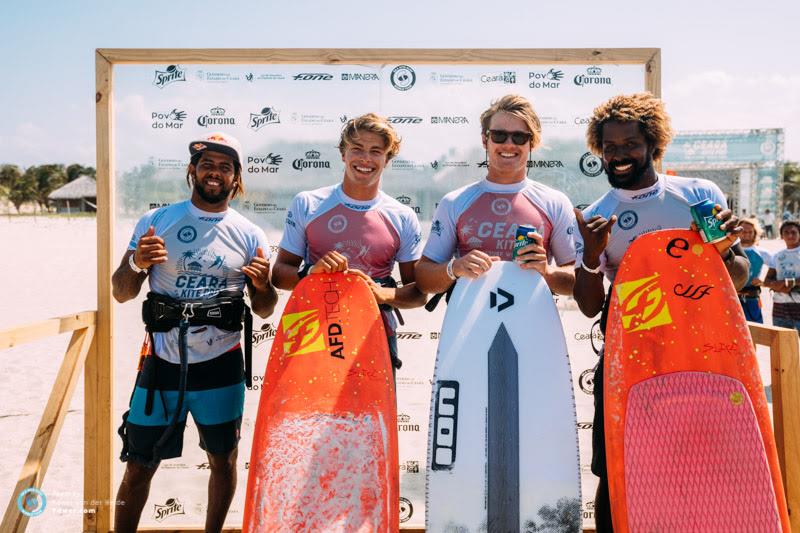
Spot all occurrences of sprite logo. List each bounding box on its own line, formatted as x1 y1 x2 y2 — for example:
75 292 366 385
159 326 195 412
615 273 673 332
282 309 325 356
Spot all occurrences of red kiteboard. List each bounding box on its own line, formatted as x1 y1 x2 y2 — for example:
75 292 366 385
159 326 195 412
243 272 398 532
605 229 789 532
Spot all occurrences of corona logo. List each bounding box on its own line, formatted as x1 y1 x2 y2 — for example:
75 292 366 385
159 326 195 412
615 273 673 332
282 309 325 356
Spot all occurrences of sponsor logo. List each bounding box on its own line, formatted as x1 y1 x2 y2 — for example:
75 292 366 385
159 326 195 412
290 112 336 126
250 107 281 130
153 65 186 88
252 202 285 214
490 198 512 216
397 412 420 431
282 309 325 356
247 153 283 174
293 73 333 81
673 283 714 300
151 109 186 129
431 380 460 470
196 70 240 82
530 160 564 168
489 287 514 312
528 68 563 89
245 72 286 81
574 66 612 87
388 116 423 124
431 220 443 237
631 189 659 200
149 203 171 209
616 273 673 332
681 139 728 159
480 71 516 84
17 488 46 517
429 71 474 85
341 72 380 81
574 116 591 126
400 462 420 474
327 214 348 234
390 158 425 171
177 226 197 243
153 498 185 522
399 497 414 522
197 107 235 128
339 114 348 123
617 210 639 230
293 150 332 171
577 422 593 430
395 331 422 340
579 152 603 177
666 237 690 258
431 159 469 169
761 139 777 156
579 368 595 395
539 115 568 126
430 116 469 125
322 281 345 359
430 331 440 340
390 65 416 91
395 195 421 214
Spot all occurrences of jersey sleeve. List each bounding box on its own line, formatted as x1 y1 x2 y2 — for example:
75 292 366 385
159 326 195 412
396 210 424 263
548 193 578 266
248 225 271 263
279 193 310 258
422 196 458 263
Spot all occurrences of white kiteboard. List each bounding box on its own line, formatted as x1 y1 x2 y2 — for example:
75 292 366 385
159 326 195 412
426 261 581 532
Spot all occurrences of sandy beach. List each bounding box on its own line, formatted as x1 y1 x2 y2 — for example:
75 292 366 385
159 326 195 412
0 216 788 532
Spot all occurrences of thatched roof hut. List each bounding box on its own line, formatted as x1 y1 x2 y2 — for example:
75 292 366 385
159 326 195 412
48 175 96 213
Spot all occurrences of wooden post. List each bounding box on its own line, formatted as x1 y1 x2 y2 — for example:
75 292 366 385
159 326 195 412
85 50 114 533
771 328 800 531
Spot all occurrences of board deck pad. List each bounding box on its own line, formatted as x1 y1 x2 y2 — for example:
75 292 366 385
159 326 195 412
427 262 581 532
605 229 789 532
243 272 398 533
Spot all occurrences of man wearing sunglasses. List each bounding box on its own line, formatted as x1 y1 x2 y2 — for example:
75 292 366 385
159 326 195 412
415 94 577 295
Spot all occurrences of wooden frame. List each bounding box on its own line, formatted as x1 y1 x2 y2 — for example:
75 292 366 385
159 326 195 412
92 48 659 532
1 312 96 533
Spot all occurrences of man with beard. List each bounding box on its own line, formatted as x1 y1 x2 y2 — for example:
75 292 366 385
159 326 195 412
572 93 749 532
111 132 278 533
415 94 576 295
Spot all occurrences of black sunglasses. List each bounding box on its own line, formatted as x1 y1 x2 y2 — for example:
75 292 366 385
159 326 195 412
487 129 532 146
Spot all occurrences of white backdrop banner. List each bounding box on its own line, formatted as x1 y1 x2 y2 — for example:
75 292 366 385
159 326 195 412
112 61 647 529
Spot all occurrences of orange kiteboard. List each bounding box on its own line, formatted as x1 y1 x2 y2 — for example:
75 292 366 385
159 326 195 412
605 229 789 532
243 272 398 532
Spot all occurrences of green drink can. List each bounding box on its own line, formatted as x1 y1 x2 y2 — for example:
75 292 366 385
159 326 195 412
690 199 727 243
512 225 538 260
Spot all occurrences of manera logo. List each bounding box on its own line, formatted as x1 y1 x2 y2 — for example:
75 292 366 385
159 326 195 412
197 107 235 127
341 72 380 81
430 116 469 125
153 498 185 522
153 65 186 89
250 107 280 130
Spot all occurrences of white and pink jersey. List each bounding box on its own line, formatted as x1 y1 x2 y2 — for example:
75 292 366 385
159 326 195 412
423 178 577 265
280 184 423 278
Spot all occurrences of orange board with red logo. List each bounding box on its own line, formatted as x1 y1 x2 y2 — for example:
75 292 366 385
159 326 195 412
243 272 398 532
605 229 789 532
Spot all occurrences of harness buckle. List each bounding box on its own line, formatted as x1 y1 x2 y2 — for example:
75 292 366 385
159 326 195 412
181 302 197 320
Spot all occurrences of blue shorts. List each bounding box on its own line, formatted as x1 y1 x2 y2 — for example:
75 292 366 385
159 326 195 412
119 348 244 464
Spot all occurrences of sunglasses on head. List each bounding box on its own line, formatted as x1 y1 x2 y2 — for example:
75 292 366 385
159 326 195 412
487 129 532 146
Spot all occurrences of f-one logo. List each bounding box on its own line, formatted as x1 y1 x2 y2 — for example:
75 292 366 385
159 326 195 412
615 273 673 332
282 309 325 356
431 380 459 470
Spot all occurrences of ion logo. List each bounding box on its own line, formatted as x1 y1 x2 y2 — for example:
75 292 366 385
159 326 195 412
390 65 416 91
615 273 673 332
431 380 459 470
282 309 324 356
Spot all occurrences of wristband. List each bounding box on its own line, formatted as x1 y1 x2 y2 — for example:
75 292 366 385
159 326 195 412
579 260 602 275
297 263 312 279
128 253 147 274
446 257 458 281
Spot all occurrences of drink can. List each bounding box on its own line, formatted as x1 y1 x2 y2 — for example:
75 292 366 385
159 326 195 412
690 199 727 243
512 225 538 259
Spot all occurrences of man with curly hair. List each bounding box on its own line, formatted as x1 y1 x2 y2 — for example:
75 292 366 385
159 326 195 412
272 113 426 370
572 93 749 531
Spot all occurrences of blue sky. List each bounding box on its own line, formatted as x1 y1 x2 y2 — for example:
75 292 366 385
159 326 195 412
3 0 799 167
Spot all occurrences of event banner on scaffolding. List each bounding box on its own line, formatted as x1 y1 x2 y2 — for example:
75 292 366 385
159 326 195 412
111 61 646 529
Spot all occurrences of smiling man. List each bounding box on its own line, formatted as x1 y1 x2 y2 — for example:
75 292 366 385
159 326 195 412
415 94 577 295
272 113 426 371
111 132 278 533
572 93 749 532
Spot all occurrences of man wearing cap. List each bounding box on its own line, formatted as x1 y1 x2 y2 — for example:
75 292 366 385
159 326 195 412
111 132 277 533
271 113 426 371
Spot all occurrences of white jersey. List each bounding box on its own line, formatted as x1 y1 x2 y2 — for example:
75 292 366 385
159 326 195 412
767 247 800 304
423 178 577 265
576 174 728 283
128 200 270 363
